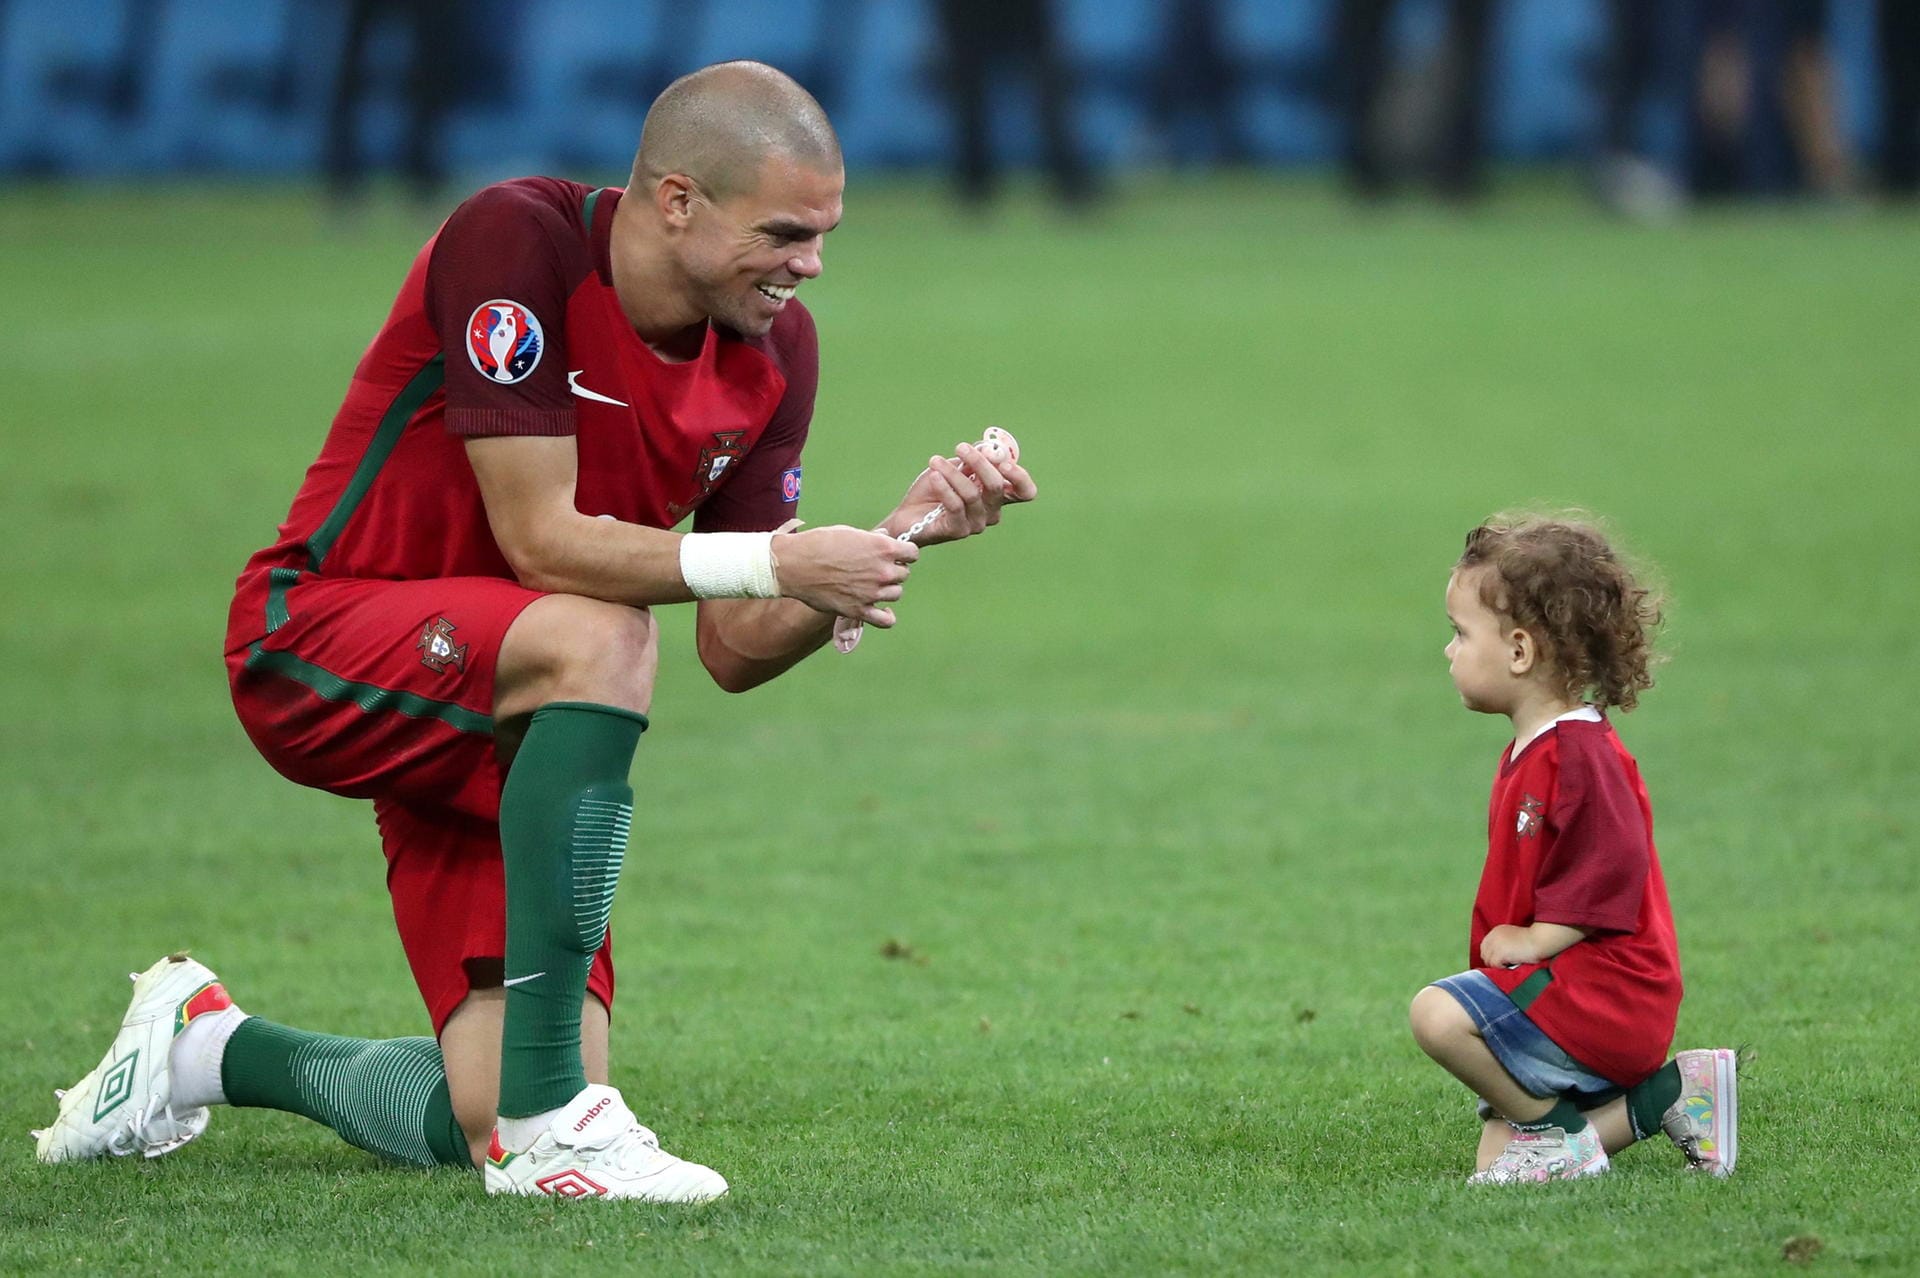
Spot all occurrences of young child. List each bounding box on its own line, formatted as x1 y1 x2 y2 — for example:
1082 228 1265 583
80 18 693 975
1409 514 1738 1184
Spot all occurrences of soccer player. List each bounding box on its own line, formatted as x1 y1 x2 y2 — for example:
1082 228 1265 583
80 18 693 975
34 61 1037 1202
1409 515 1738 1184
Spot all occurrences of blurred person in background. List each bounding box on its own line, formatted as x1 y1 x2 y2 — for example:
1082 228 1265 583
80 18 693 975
934 0 1099 210
1334 0 1496 202
326 0 459 206
1149 0 1251 167
1877 0 1918 197
1593 0 1687 221
1689 0 1858 199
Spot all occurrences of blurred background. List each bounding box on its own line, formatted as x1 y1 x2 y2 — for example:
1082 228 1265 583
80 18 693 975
1 0 1914 215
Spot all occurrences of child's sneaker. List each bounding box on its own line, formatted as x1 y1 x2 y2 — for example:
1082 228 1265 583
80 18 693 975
484 1084 727 1203
1662 1047 1738 1177
1468 1123 1610 1185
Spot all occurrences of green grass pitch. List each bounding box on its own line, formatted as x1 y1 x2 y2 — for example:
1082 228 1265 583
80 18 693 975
2 177 1915 1274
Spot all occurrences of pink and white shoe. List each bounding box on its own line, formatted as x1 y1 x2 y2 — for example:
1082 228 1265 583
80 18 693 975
1662 1048 1738 1177
1468 1123 1610 1185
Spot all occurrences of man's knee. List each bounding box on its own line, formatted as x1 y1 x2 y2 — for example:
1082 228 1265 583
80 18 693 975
496 594 658 719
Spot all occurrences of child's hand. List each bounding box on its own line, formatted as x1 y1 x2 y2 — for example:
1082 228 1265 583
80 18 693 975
1480 922 1589 968
1480 925 1540 968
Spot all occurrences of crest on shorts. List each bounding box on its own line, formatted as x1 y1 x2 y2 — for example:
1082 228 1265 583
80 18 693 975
668 430 749 520
465 299 544 384
417 617 468 674
780 466 802 503
1515 793 1545 839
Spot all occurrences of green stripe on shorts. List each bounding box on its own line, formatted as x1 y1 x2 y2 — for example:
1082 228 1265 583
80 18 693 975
244 642 492 736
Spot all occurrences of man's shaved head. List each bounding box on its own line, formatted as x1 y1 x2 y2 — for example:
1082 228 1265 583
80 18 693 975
633 61 841 200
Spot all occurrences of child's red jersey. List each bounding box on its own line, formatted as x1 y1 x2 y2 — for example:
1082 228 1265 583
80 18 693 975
1472 714 1682 1085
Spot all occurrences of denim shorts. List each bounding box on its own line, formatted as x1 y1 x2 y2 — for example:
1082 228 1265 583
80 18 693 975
1431 970 1622 1115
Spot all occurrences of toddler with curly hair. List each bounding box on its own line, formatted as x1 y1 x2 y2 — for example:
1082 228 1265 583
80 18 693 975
1409 514 1739 1184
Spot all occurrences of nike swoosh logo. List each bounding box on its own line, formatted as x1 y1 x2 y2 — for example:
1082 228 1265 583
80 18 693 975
502 972 546 988
567 370 628 407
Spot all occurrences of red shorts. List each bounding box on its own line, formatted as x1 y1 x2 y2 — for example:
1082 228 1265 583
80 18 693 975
227 573 615 1033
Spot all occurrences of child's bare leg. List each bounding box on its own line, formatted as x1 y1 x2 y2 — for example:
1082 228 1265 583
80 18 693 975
1477 1115 1515 1171
1413 985 1610 1182
1478 1097 1629 1170
1409 986 1555 1121
1583 1096 1636 1156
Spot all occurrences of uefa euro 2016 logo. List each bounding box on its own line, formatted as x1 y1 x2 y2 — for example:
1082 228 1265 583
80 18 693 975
466 299 544 384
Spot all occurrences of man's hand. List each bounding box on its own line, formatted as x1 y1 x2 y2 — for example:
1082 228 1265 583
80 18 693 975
883 440 1038 546
772 525 919 627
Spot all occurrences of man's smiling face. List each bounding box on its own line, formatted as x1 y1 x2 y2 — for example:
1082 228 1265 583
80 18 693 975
680 155 843 338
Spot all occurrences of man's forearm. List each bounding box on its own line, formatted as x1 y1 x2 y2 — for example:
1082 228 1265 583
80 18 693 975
696 597 838 693
502 511 699 607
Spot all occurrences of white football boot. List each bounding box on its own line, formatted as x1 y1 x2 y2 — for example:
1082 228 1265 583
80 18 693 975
484 1084 728 1203
33 954 231 1162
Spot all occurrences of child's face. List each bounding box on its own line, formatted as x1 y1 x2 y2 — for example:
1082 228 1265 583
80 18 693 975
1444 568 1526 715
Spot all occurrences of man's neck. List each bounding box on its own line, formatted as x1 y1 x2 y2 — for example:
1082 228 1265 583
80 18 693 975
609 208 707 355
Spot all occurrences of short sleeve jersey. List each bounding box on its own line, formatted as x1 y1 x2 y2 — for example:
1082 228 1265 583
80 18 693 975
1471 713 1683 1085
229 178 815 642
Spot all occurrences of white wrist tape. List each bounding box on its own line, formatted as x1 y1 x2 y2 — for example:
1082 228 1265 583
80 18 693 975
679 532 780 599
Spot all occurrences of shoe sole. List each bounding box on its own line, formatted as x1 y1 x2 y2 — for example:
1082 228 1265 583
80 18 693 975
484 1166 727 1203
1706 1047 1738 1177
1571 1152 1611 1179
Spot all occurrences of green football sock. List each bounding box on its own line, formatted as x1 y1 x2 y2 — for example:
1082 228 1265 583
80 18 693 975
1513 1097 1591 1135
1626 1060 1683 1140
497 700 646 1119
222 1018 469 1168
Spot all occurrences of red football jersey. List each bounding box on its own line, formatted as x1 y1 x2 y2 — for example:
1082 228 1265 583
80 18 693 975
1471 713 1682 1085
229 178 814 647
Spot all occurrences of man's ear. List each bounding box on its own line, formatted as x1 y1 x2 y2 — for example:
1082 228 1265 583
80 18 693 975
656 174 698 228
1507 627 1538 676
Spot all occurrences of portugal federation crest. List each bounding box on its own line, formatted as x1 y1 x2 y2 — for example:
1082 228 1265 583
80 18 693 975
466 299 544 384
668 430 749 520
417 617 468 674
1515 793 1545 839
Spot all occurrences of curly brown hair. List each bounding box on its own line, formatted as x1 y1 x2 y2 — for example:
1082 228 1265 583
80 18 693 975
1456 514 1666 712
